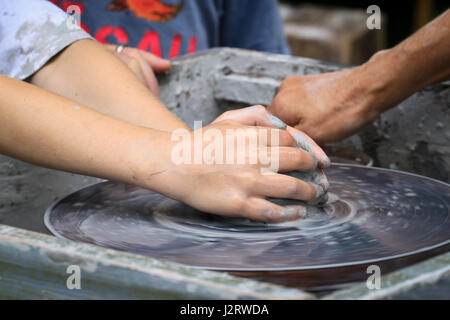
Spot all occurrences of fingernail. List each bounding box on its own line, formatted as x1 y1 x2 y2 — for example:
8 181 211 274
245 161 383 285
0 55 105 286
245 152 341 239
294 133 331 168
268 115 287 130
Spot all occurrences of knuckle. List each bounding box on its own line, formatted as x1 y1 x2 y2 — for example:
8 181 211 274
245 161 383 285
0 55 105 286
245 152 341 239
223 196 247 218
253 105 266 113
270 95 283 109
236 170 258 184
221 110 233 118
287 75 301 83
247 127 259 138
128 58 140 68
237 199 252 216
280 76 299 89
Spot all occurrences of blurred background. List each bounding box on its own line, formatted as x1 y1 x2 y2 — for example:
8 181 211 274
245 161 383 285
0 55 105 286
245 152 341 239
279 0 449 65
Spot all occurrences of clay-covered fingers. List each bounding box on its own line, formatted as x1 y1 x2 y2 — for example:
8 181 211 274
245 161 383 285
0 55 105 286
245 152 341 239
287 169 329 205
311 169 329 205
254 173 318 203
316 169 329 192
254 126 296 147
286 126 330 168
212 107 330 168
264 147 318 172
215 120 296 147
239 197 307 222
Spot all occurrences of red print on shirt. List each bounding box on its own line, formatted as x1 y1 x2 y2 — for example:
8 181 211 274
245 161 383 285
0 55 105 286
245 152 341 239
49 0 196 58
108 0 183 23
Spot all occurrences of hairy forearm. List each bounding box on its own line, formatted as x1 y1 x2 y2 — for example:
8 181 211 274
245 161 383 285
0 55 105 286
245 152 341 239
29 39 189 132
0 75 171 187
355 9 450 115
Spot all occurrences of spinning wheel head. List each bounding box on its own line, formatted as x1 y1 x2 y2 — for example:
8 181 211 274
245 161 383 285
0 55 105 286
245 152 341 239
45 164 450 290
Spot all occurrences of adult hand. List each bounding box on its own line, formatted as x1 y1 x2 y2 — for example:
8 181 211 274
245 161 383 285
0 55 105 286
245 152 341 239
268 69 379 144
104 44 171 96
269 9 450 144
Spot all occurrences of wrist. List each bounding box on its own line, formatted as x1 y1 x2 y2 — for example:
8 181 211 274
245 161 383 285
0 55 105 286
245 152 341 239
332 65 383 124
357 49 410 115
128 127 195 203
126 128 175 187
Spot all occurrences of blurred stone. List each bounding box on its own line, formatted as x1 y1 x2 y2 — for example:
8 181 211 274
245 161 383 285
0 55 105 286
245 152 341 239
279 4 386 65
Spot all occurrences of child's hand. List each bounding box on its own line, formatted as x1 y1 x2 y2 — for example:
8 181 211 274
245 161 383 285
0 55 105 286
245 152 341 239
212 105 330 169
104 44 171 96
140 117 326 222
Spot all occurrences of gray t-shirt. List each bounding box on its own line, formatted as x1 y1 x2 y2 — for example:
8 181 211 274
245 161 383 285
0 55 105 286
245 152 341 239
0 0 91 80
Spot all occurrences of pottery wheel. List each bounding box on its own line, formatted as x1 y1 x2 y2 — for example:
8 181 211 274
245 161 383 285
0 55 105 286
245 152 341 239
45 164 450 290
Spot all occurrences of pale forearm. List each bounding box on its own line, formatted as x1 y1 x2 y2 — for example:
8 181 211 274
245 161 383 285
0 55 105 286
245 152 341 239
0 75 170 186
0 75 328 222
29 39 189 132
